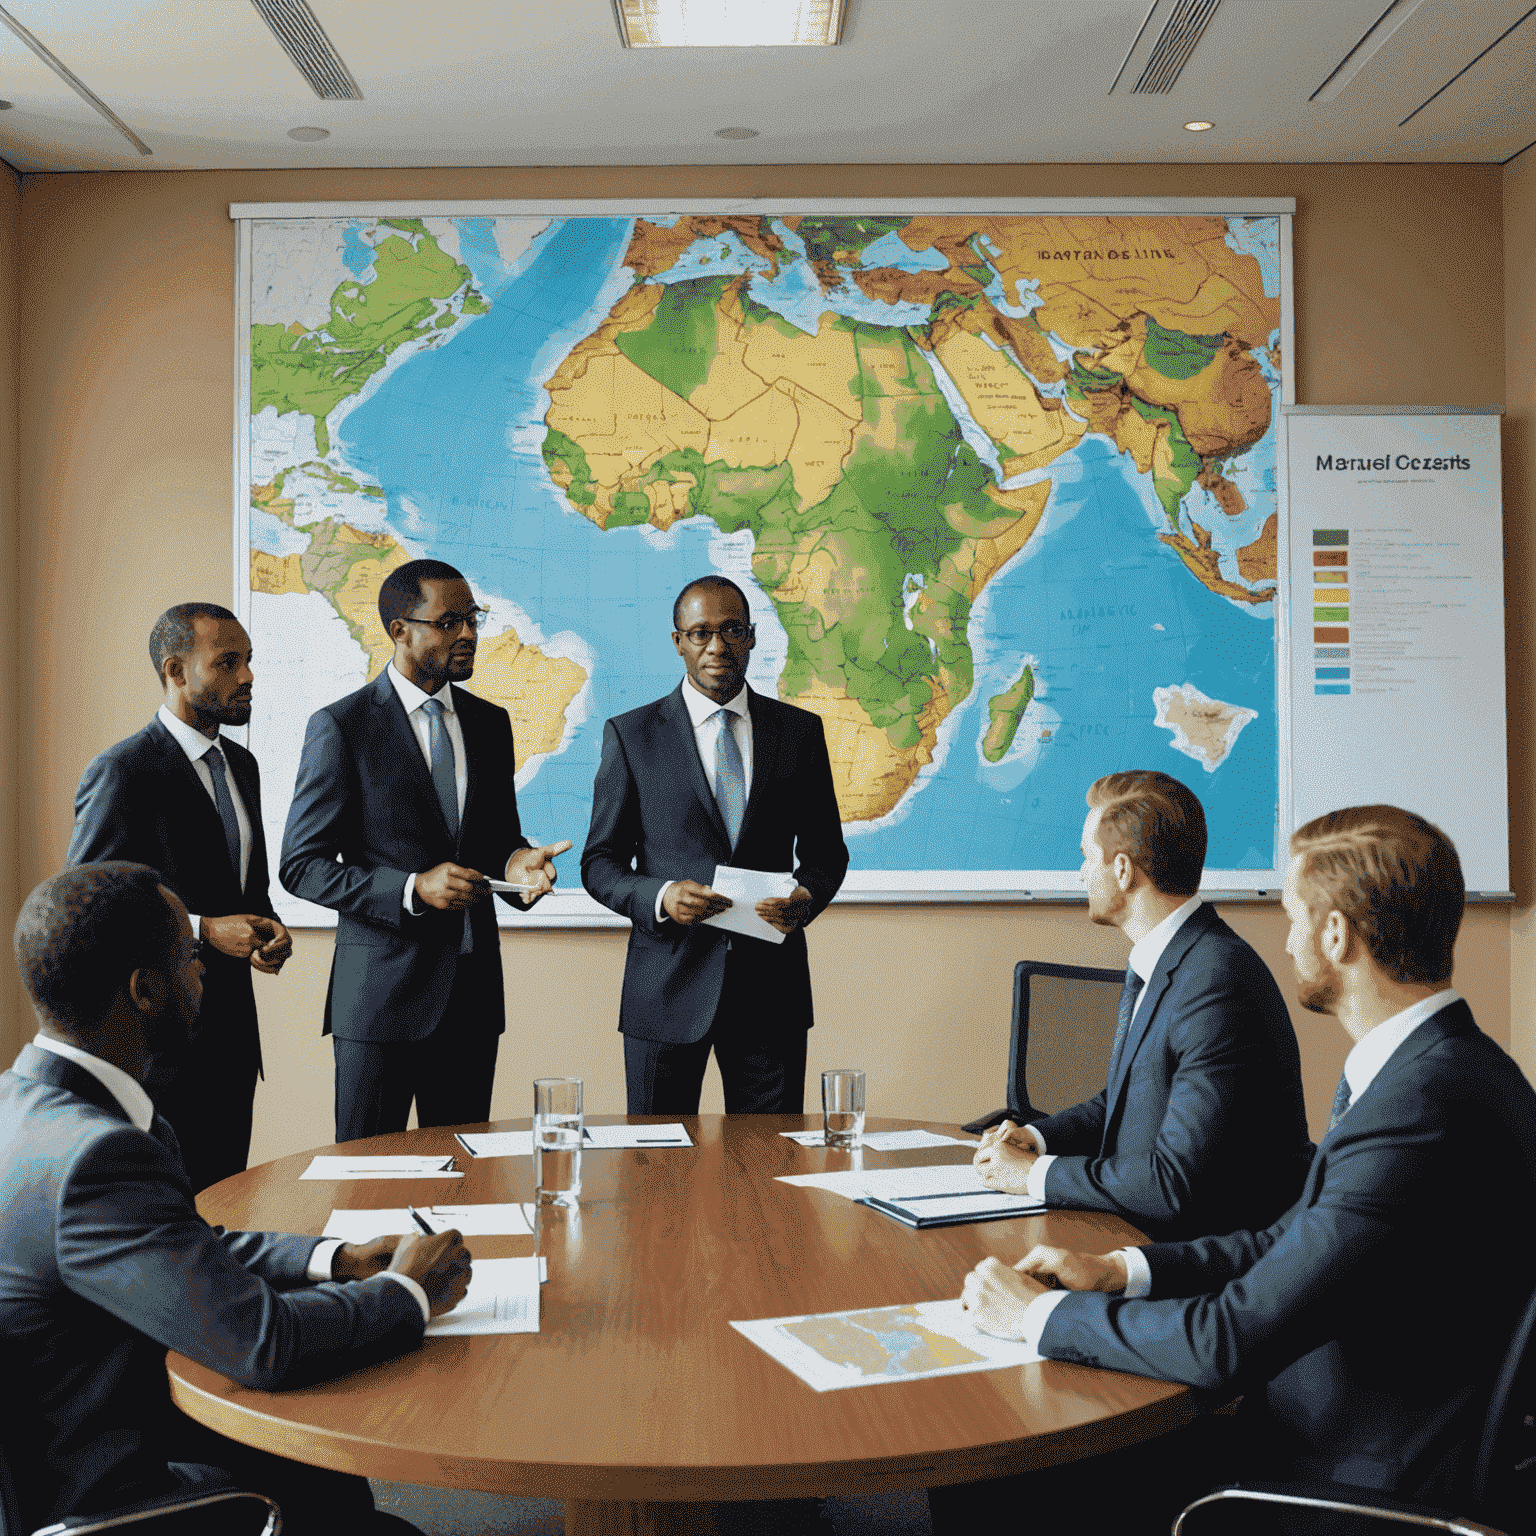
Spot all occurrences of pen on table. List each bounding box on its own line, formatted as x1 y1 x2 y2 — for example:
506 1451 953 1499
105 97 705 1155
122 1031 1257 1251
453 1134 477 1157
407 1204 436 1235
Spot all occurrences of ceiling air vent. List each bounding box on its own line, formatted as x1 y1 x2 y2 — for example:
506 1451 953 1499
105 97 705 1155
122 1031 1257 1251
1110 0 1223 95
250 0 363 100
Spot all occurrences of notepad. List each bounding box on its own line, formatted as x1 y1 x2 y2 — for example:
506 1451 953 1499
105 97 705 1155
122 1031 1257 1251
322 1204 536 1241
300 1155 463 1180
778 1161 1044 1221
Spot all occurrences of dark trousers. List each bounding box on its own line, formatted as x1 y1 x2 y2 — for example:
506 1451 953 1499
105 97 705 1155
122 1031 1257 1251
332 966 501 1142
624 948 809 1114
151 1048 257 1195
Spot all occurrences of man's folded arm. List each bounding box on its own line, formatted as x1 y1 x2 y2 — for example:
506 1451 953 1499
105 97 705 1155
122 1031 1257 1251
58 1130 425 1392
1028 1090 1109 1158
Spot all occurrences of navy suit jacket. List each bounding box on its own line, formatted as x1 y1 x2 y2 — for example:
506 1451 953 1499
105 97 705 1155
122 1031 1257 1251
279 670 528 1043
1028 904 1312 1240
0 1044 423 1530
66 717 274 1076
1040 1001 1536 1492
581 684 849 1044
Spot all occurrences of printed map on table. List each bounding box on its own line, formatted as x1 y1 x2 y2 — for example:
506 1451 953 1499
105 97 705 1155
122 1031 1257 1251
731 1298 1042 1391
239 206 1287 919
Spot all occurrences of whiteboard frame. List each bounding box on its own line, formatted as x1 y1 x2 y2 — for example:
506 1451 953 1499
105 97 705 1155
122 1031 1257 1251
232 199 1295 922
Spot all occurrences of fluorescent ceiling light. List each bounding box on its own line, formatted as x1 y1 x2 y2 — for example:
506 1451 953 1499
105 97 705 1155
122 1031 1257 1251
614 0 847 47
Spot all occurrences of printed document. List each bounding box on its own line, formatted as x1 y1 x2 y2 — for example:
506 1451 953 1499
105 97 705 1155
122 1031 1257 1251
702 866 797 945
426 1257 541 1336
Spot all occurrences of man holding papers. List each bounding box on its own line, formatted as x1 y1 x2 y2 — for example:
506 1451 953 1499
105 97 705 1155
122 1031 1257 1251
946 807 1536 1528
583 575 848 1114
2 862 470 1535
973 771 1312 1241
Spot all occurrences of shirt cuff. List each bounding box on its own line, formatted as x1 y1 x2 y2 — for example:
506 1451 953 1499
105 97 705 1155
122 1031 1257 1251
1024 1124 1047 1153
403 874 420 914
1117 1246 1152 1299
307 1239 343 1282
655 881 675 924
378 1270 432 1324
1026 1152 1055 1203
1020 1288 1072 1351
189 913 202 940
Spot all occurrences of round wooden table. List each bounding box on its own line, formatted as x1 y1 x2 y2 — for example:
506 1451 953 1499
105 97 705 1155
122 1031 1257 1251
171 1116 1192 1535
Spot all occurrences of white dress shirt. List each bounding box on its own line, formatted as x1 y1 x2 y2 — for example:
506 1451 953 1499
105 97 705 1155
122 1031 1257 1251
1024 895 1204 1199
29 1033 429 1320
655 681 755 922
386 664 468 916
155 704 254 936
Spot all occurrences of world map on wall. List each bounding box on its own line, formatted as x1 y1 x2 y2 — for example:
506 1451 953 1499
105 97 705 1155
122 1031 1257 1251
242 207 1284 918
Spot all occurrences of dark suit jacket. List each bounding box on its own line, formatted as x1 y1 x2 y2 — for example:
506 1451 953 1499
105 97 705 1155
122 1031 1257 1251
279 670 527 1043
0 1044 424 1531
581 684 849 1044
66 716 274 1076
1028 904 1312 1240
1040 1001 1536 1493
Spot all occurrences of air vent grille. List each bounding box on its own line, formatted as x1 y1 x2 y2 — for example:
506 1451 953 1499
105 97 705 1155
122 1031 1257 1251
250 0 362 101
1133 0 1221 93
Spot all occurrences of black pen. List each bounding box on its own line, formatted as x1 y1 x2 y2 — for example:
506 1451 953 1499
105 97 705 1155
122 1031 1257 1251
407 1204 436 1235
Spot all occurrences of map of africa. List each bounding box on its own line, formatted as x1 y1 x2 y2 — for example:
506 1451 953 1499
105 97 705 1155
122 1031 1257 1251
241 205 1286 920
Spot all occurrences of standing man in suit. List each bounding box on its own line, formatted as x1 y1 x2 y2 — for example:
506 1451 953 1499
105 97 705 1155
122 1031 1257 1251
280 559 569 1142
953 806 1536 1526
3 861 468 1535
974 771 1312 1241
66 602 291 1192
583 575 849 1114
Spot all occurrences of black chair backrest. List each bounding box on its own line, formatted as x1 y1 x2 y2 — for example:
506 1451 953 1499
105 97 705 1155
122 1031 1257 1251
1469 1279 1536 1526
1006 961 1125 1121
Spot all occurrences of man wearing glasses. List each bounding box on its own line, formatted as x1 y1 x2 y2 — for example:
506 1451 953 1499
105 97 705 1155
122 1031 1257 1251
281 559 569 1140
584 575 849 1114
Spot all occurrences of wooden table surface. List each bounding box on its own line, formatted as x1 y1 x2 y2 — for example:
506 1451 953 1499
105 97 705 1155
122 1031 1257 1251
171 1116 1192 1527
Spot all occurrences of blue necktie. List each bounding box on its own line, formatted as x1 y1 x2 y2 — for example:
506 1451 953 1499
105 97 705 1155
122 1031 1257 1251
203 745 244 891
421 696 460 842
1108 964 1144 1079
712 708 746 849
422 696 471 954
1328 1073 1353 1130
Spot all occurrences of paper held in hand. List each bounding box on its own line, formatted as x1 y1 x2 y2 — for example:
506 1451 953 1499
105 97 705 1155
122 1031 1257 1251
702 865 797 945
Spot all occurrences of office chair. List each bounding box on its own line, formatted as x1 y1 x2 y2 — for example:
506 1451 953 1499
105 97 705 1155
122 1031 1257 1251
962 960 1125 1134
1172 1279 1536 1536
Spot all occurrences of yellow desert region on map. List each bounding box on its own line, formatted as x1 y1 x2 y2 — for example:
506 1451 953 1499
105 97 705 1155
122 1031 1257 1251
1153 683 1258 772
781 1305 985 1377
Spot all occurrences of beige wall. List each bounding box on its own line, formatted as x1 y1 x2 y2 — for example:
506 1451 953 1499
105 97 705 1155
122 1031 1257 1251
7 162 1517 1160
0 163 19 1065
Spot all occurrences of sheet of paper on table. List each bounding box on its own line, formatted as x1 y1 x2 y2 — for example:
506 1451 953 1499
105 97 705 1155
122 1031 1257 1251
300 1156 463 1180
582 1123 692 1149
776 1161 1044 1213
322 1204 536 1241
425 1257 541 1335
779 1129 976 1151
701 866 796 946
731 1298 1042 1392
454 1130 533 1157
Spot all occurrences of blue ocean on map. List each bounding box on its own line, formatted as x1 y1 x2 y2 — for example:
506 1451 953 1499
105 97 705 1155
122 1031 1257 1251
338 216 1277 874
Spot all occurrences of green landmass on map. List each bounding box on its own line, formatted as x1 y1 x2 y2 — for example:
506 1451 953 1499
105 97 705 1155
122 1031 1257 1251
982 664 1035 763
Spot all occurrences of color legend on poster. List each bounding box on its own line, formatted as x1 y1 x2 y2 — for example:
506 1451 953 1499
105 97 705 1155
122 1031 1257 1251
1312 530 1350 694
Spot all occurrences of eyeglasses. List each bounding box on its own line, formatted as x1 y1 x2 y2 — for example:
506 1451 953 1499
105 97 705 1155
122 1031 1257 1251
401 607 490 635
677 622 754 648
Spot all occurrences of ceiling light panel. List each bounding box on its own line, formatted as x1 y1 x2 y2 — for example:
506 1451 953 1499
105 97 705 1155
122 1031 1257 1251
615 0 846 48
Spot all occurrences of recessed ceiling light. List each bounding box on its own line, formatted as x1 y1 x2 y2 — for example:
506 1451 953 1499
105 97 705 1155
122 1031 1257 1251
1184 120 1215 132
287 125 330 142
617 0 846 47
714 126 760 139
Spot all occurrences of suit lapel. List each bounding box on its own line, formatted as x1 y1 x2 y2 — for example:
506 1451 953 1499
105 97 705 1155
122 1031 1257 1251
455 685 488 857
13 1043 133 1124
371 669 455 845
145 717 241 886
739 689 774 841
663 685 732 853
221 739 263 898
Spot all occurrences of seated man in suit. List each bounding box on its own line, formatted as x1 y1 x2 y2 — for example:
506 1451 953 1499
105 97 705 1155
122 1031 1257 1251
974 770 1312 1240
949 805 1536 1529
1 861 472 1535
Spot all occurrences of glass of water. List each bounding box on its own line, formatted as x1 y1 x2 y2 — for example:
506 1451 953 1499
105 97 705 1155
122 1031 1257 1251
533 1077 583 1206
822 1068 865 1149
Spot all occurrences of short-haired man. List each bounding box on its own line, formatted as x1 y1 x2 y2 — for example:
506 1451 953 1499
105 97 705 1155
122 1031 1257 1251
281 560 570 1140
583 574 849 1114
955 806 1536 1525
974 770 1312 1240
66 602 292 1190
1 862 469 1534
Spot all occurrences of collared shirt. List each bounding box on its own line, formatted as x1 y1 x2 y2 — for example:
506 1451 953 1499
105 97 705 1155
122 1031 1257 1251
26 1033 428 1320
387 664 469 916
156 704 254 934
1025 896 1205 1197
656 681 755 923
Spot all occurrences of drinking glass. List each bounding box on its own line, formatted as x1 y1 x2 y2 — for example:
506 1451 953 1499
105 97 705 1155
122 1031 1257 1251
822 1068 865 1149
533 1077 583 1206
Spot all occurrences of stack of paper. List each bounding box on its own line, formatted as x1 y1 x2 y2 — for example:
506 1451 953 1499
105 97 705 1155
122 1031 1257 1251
300 1155 463 1180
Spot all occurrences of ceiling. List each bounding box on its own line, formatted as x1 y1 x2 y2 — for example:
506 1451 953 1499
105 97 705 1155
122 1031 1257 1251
0 0 1530 174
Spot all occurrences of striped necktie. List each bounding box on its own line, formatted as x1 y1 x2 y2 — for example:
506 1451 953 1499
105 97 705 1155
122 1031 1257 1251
1108 965 1144 1077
